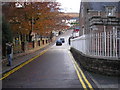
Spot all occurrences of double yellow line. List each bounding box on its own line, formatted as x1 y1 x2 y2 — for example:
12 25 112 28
0 49 49 80
68 51 94 90
1 47 93 90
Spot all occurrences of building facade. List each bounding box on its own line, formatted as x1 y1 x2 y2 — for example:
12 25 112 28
72 1 120 58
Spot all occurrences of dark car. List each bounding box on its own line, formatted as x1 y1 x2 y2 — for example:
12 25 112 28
60 38 65 43
56 40 62 46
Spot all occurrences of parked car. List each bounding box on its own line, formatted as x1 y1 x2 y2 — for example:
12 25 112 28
60 37 65 43
56 40 62 46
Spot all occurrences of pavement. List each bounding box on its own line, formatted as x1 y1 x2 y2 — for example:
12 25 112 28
1 34 61 75
86 71 120 89
1 42 54 75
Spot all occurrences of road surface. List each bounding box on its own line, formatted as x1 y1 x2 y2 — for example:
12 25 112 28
2 30 96 89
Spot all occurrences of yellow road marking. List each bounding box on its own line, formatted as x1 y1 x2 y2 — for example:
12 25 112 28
68 51 87 90
72 60 88 90
68 51 94 90
73 60 94 90
0 49 49 80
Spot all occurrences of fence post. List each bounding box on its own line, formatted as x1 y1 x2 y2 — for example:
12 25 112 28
96 33 97 55
100 33 102 56
110 31 112 57
115 27 117 57
104 26 107 57
98 33 100 55
113 27 116 57
107 32 110 56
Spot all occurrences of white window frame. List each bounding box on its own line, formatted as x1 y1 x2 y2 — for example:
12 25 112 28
106 6 116 17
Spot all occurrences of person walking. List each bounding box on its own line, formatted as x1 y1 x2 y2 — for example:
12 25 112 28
6 42 12 66
68 37 71 45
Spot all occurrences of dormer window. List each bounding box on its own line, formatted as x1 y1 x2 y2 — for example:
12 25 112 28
106 6 116 16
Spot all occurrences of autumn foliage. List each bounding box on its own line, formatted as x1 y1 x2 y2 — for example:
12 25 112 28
2 1 69 37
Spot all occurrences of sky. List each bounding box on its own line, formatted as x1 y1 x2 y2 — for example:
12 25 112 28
1 0 81 13
56 0 81 13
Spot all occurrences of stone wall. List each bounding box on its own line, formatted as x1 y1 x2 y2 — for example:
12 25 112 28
70 47 120 76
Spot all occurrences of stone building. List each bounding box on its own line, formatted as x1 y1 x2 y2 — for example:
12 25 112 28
79 1 120 58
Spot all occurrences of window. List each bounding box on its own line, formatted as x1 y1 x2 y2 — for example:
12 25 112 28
106 6 115 16
81 6 84 17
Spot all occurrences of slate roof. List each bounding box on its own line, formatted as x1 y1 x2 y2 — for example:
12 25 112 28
88 2 120 12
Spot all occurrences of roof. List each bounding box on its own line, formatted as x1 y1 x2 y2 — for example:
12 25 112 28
89 2 120 12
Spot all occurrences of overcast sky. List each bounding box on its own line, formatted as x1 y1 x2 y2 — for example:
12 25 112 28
56 0 81 13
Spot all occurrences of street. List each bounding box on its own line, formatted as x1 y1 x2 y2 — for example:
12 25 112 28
2 1 120 90
2 30 95 89
2 30 119 89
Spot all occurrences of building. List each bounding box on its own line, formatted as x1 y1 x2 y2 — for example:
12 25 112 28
78 1 120 58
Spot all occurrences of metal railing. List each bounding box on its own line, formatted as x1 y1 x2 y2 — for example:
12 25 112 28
71 29 120 59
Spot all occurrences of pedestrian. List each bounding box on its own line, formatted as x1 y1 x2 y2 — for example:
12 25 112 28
6 42 12 66
68 37 71 45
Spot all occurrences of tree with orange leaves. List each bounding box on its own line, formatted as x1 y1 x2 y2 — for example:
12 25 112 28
2 1 70 41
